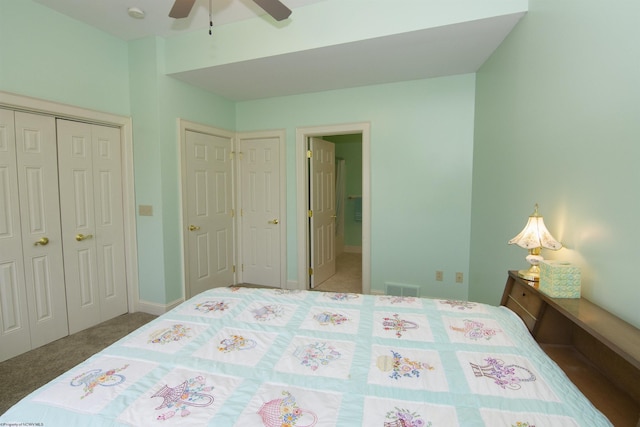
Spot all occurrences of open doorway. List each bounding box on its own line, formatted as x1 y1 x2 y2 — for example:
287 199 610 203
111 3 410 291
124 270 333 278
312 134 362 293
295 123 370 294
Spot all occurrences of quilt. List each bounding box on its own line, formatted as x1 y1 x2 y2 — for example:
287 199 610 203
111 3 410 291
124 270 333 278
0 287 612 426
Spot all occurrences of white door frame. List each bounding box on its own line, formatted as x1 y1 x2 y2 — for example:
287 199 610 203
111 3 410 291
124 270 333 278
295 123 371 294
178 119 237 298
0 91 139 312
236 130 287 287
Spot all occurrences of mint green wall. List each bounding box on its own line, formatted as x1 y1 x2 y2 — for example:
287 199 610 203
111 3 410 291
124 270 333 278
1 0 236 306
128 37 236 304
237 75 475 299
470 0 640 328
325 134 363 248
0 0 130 115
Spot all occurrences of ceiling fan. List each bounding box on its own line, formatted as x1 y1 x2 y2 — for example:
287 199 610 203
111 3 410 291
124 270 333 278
169 0 292 21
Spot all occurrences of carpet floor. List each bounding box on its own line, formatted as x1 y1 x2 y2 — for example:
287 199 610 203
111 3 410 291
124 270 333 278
0 311 156 415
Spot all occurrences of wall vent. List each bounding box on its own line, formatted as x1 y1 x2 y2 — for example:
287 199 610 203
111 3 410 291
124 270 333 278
384 282 420 297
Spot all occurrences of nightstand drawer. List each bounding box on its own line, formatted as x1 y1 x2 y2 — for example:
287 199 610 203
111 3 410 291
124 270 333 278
506 281 543 331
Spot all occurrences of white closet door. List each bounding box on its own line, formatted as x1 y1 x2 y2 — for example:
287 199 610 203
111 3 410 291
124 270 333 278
184 130 234 297
0 109 31 361
90 124 127 321
240 137 282 287
57 119 127 334
14 112 68 349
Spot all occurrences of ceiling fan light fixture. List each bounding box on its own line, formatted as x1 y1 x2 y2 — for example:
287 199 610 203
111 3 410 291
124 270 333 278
127 7 146 19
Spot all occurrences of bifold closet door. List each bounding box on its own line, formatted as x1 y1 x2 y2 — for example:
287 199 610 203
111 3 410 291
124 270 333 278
0 109 68 362
57 119 127 334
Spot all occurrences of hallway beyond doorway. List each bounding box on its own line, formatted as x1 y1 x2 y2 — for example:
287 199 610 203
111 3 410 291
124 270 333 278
312 252 362 293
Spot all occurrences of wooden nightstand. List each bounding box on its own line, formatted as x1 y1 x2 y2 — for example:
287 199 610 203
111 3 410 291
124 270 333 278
501 271 640 427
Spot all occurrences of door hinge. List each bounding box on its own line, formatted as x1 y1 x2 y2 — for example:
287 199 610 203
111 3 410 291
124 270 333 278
308 210 313 218
307 150 312 158
238 151 244 160
230 209 235 217
232 265 236 273
240 209 244 217
230 151 235 160
309 267 313 276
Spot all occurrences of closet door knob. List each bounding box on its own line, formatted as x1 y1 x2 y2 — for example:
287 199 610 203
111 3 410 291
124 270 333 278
34 237 49 246
268 219 279 225
76 233 93 241
189 225 200 231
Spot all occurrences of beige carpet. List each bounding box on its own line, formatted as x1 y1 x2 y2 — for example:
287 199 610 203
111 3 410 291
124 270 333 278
0 312 156 415
313 251 362 293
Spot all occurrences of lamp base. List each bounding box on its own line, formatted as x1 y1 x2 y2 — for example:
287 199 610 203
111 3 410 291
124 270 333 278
518 268 539 282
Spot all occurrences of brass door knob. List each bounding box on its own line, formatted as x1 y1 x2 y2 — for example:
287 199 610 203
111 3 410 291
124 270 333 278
189 225 200 231
75 233 93 241
268 219 279 225
34 237 49 246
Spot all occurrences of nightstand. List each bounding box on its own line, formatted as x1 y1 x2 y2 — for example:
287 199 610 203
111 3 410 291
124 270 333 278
501 271 640 427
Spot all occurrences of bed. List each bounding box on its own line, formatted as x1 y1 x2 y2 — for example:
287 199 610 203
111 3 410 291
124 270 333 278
0 286 612 426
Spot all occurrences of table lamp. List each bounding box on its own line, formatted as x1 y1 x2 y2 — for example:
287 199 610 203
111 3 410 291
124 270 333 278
508 204 562 281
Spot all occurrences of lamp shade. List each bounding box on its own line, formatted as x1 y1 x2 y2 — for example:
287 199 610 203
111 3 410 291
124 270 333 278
508 205 562 250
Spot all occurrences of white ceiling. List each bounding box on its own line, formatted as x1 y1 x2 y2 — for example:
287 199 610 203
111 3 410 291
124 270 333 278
33 0 323 41
33 0 525 101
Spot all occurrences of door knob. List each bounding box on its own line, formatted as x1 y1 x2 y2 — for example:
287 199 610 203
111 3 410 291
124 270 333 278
75 233 93 241
34 237 49 246
189 225 200 231
268 219 279 225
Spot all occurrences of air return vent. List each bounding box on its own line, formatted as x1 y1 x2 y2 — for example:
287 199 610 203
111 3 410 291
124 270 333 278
384 282 420 297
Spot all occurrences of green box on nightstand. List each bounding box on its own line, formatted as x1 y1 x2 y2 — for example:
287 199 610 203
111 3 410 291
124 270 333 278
539 260 581 298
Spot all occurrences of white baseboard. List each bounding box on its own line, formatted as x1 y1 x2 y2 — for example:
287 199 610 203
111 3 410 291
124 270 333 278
136 298 184 315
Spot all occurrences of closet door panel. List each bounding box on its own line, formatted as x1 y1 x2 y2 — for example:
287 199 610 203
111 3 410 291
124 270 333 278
92 124 127 321
0 109 31 362
57 120 126 333
57 120 100 333
14 112 68 348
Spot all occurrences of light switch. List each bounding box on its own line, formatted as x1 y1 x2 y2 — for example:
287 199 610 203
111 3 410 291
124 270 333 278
139 205 153 216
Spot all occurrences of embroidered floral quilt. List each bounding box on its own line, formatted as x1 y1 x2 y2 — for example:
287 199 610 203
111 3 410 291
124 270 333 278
0 287 612 426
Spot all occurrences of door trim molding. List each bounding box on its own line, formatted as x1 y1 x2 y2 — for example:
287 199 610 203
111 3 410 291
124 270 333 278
0 90 139 313
236 129 287 287
295 122 371 294
178 119 236 298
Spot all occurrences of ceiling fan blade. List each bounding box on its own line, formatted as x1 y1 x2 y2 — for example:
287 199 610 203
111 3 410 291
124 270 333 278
252 0 292 21
169 0 196 18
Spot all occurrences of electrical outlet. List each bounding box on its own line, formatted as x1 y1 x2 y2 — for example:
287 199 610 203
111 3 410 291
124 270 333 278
436 271 443 281
455 272 463 283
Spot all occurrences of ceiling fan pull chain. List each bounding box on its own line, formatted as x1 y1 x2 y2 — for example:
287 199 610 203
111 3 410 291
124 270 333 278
209 0 213 35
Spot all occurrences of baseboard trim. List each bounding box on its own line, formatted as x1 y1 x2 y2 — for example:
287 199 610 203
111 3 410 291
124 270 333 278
136 298 184 315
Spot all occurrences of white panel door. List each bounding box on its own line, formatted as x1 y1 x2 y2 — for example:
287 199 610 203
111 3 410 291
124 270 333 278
309 137 336 288
240 137 281 287
0 109 31 361
57 119 127 334
185 130 234 298
14 112 68 348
